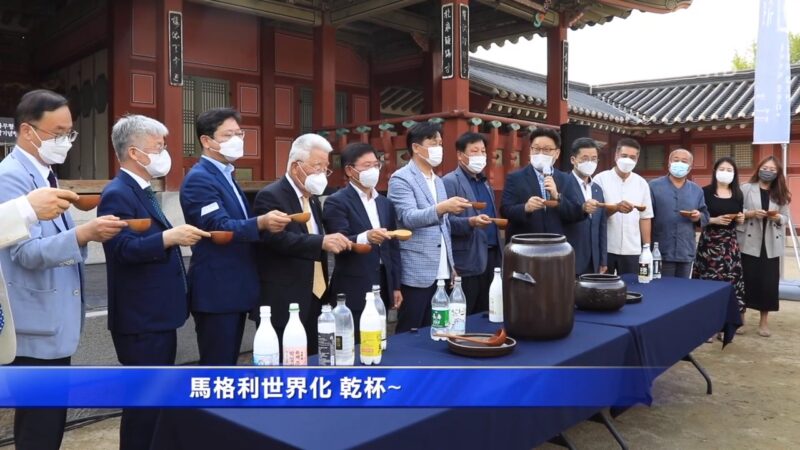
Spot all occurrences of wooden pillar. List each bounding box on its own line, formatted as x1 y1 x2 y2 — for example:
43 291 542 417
108 0 132 178
546 14 569 126
369 56 381 121
261 23 276 180
439 0 470 173
157 0 184 191
313 23 337 130
423 40 442 114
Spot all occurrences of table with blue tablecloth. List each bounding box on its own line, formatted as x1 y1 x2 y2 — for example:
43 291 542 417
152 318 636 450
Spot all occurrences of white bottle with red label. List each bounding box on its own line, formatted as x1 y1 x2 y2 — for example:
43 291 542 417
282 303 307 365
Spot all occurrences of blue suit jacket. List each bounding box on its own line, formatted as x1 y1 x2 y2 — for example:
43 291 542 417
0 147 86 359
98 171 188 334
180 157 261 313
500 165 584 242
387 159 454 288
322 184 402 312
562 174 607 275
442 166 502 277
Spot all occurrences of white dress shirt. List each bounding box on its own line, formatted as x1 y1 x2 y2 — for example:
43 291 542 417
572 170 593 202
287 174 319 234
352 182 381 245
201 155 248 218
593 169 654 256
422 172 450 280
121 168 151 189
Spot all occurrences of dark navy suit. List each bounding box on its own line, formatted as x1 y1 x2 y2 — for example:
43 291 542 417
99 169 187 450
500 165 584 242
322 183 401 336
180 157 262 365
562 173 608 275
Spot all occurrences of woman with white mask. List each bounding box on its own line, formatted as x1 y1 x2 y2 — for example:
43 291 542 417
692 157 746 340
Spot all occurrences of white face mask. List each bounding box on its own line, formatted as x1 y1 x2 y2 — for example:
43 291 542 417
135 148 172 178
421 145 443 167
531 154 553 172
576 160 598 177
716 170 734 185
465 155 487 173
32 129 72 165
356 167 380 189
616 157 637 174
214 135 244 162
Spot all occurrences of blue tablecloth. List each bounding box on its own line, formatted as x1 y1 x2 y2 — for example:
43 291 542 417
152 318 635 450
575 275 738 373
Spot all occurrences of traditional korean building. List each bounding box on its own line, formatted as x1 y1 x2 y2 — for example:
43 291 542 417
2 0 798 220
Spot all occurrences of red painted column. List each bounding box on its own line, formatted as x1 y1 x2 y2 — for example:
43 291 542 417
423 40 442 114
108 0 132 178
439 0 470 173
261 23 276 180
546 14 569 126
313 23 337 130
157 0 184 191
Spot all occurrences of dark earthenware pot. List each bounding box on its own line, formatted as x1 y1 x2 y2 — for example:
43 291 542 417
574 274 627 311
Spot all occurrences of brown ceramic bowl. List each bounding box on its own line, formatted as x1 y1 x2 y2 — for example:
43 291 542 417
72 194 100 211
543 199 559 208
679 210 693 218
490 218 508 229
124 218 152 233
209 231 234 245
470 201 487 210
289 211 311 223
767 210 779 217
351 243 373 254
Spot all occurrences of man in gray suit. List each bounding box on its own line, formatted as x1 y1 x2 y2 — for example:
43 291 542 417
388 122 471 332
0 89 126 450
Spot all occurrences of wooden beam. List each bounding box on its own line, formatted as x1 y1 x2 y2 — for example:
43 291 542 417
191 0 321 26
364 9 430 35
330 0 425 25
474 0 559 26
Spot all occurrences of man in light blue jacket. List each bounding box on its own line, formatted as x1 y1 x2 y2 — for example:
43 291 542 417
388 122 471 332
0 89 126 450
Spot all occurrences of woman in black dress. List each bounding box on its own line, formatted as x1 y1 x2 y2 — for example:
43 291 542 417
738 156 792 337
693 157 745 340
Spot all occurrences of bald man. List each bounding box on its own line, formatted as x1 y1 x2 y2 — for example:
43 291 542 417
649 148 709 278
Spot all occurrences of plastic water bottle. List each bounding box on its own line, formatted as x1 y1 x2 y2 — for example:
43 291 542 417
638 244 653 284
333 294 355 366
449 277 467 335
282 303 307 365
430 280 450 341
317 304 336 366
489 267 503 323
371 284 387 351
652 242 662 280
253 306 280 366
360 292 382 365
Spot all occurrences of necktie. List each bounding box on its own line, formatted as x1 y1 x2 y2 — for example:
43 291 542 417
146 187 188 293
48 171 70 230
303 196 326 299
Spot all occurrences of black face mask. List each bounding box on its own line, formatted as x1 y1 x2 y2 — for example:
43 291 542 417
759 169 778 183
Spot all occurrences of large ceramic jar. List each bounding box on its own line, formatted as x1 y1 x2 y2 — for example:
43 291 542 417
574 274 627 311
503 233 575 340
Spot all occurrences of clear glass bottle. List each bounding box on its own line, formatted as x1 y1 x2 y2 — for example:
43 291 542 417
332 294 355 366
652 242 662 280
449 277 467 335
317 304 336 366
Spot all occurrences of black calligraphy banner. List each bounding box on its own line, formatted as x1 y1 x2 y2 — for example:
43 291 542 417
169 11 183 87
442 4 454 79
459 4 469 79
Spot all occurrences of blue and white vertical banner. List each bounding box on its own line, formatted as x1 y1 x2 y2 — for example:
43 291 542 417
753 0 790 144
0 367 656 408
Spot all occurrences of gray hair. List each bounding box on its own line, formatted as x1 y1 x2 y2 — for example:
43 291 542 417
668 148 694 163
111 114 168 162
287 133 333 170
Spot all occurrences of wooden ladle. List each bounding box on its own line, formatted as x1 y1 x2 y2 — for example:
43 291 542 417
351 243 373 254
470 201 487 210
489 218 508 229
543 199 559 208
387 229 413 240
288 211 311 223
437 328 507 347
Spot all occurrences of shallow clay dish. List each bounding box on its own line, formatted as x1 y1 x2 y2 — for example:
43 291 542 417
447 334 517 358
289 212 311 223
124 218 152 232
470 201 487 210
72 194 100 211
209 231 234 245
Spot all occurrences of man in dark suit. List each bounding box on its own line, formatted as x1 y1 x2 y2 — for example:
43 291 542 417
322 143 402 335
254 133 351 354
562 138 608 276
180 108 290 366
501 128 583 241
99 114 210 450
443 132 501 314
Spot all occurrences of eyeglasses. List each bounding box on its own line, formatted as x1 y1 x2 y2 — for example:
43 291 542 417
575 158 598 163
300 161 333 178
216 130 246 141
530 146 558 155
351 162 383 171
29 124 78 144
134 146 168 155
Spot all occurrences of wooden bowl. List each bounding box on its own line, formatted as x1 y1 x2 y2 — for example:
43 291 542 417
72 194 100 211
289 212 311 223
767 210 779 217
389 229 413 241
351 243 373 254
679 210 693 218
209 231 234 245
124 218 152 233
543 199 559 208
490 218 508 229
634 204 647 212
470 201 487 210
722 213 739 221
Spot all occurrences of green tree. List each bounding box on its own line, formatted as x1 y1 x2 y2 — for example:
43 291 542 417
731 32 800 70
